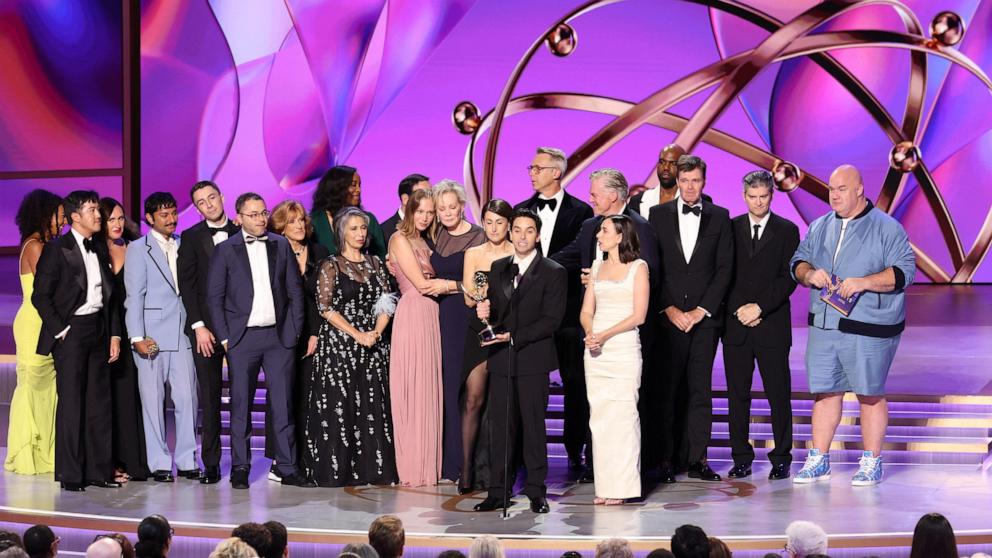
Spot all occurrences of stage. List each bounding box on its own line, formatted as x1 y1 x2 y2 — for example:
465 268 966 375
1 285 991 557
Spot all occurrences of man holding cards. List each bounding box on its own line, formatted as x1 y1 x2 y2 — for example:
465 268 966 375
790 164 916 487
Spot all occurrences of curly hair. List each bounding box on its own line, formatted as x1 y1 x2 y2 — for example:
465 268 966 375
15 189 63 244
312 165 358 216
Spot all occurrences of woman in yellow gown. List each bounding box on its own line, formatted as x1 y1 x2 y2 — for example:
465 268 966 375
4 189 65 474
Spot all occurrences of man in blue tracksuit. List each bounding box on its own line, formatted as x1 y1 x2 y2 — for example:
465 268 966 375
789 165 916 486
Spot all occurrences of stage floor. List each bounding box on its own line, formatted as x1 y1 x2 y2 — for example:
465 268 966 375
2 451 991 552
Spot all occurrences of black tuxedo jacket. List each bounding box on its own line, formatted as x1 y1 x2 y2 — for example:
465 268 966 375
515 191 592 326
551 207 661 291
649 199 734 329
483 254 567 376
33 232 120 355
178 220 240 334
380 211 401 246
724 213 799 347
206 232 305 349
628 190 711 217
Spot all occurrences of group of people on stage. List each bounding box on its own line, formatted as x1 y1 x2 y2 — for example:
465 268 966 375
6 142 914 510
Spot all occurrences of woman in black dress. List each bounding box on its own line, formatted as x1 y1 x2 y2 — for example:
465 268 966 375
266 201 330 480
428 180 485 485
98 197 149 482
302 207 398 486
459 199 514 492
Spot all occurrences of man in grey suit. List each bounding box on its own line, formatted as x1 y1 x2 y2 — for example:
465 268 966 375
125 192 200 483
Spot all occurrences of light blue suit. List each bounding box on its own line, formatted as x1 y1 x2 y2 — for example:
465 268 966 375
125 233 199 472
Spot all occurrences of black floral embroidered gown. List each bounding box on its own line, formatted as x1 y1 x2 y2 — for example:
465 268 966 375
301 254 398 486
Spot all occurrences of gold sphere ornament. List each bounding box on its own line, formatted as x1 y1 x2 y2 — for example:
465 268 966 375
929 11 965 47
546 23 577 57
771 160 803 193
889 141 921 172
452 101 482 135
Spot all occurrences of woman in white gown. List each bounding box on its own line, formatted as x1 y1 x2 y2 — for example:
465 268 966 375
580 215 649 505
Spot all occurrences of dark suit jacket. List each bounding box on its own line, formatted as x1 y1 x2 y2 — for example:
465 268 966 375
206 232 305 349
628 190 711 217
178 220 239 334
551 207 661 291
380 211 401 245
724 213 800 347
649 200 734 329
483 254 567 376
32 232 120 355
302 241 331 337
515 191 592 327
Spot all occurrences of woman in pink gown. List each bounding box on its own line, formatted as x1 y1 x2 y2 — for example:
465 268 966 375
388 189 448 486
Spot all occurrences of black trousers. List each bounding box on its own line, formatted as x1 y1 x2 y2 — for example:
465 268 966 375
723 340 793 466
52 313 113 484
487 372 550 500
189 334 225 469
226 327 297 475
556 326 591 465
637 316 663 469
661 325 719 464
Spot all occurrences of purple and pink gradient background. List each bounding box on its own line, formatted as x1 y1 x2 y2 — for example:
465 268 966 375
2 0 991 280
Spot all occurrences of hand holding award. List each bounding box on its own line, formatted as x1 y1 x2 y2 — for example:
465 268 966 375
469 271 503 344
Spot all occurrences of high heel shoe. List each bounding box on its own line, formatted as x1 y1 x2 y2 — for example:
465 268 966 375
457 477 474 495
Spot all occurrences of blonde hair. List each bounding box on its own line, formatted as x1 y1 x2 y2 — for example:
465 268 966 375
397 189 434 239
268 200 312 239
431 179 467 240
469 536 504 558
208 537 258 558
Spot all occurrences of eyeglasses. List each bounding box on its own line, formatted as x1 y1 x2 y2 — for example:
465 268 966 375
239 210 270 220
526 165 556 174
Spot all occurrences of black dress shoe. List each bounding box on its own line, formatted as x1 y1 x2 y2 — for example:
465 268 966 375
529 496 550 513
60 482 86 492
88 480 123 488
687 462 722 482
152 470 175 483
177 468 202 480
578 467 595 484
568 457 584 471
231 467 250 489
200 466 221 484
473 496 510 511
280 472 316 487
727 463 752 479
659 465 677 484
457 477 475 495
768 463 791 480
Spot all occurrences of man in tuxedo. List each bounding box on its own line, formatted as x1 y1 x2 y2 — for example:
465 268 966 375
473 208 567 514
125 192 200 483
514 146 593 471
32 190 121 491
177 180 240 484
206 192 314 489
551 168 661 479
649 154 733 483
380 173 430 242
629 144 713 219
722 171 799 481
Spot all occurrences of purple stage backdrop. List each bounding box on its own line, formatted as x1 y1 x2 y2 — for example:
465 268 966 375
3 0 992 281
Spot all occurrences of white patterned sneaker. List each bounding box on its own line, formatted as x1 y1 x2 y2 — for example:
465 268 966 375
851 451 883 486
793 449 831 484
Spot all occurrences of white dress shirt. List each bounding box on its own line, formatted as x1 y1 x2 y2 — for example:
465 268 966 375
55 228 105 340
513 250 538 289
150 229 179 292
638 186 680 220
536 188 565 256
749 212 771 241
677 198 702 265
245 231 277 327
207 216 231 246
834 217 852 265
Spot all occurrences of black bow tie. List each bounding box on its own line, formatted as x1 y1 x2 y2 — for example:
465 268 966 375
210 223 238 236
682 204 702 216
245 234 268 244
82 237 96 253
535 198 557 212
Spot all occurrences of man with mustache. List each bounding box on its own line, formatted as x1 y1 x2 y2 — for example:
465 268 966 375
125 192 200 482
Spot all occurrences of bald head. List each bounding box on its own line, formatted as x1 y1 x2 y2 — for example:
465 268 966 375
656 143 687 188
828 164 866 218
86 538 123 558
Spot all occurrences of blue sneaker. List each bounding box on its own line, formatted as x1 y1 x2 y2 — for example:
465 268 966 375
851 451 883 486
793 449 831 484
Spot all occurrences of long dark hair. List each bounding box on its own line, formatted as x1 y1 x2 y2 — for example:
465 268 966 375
910 513 958 558
604 215 640 264
15 189 62 244
312 165 357 216
483 199 513 222
135 515 171 558
98 197 140 243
